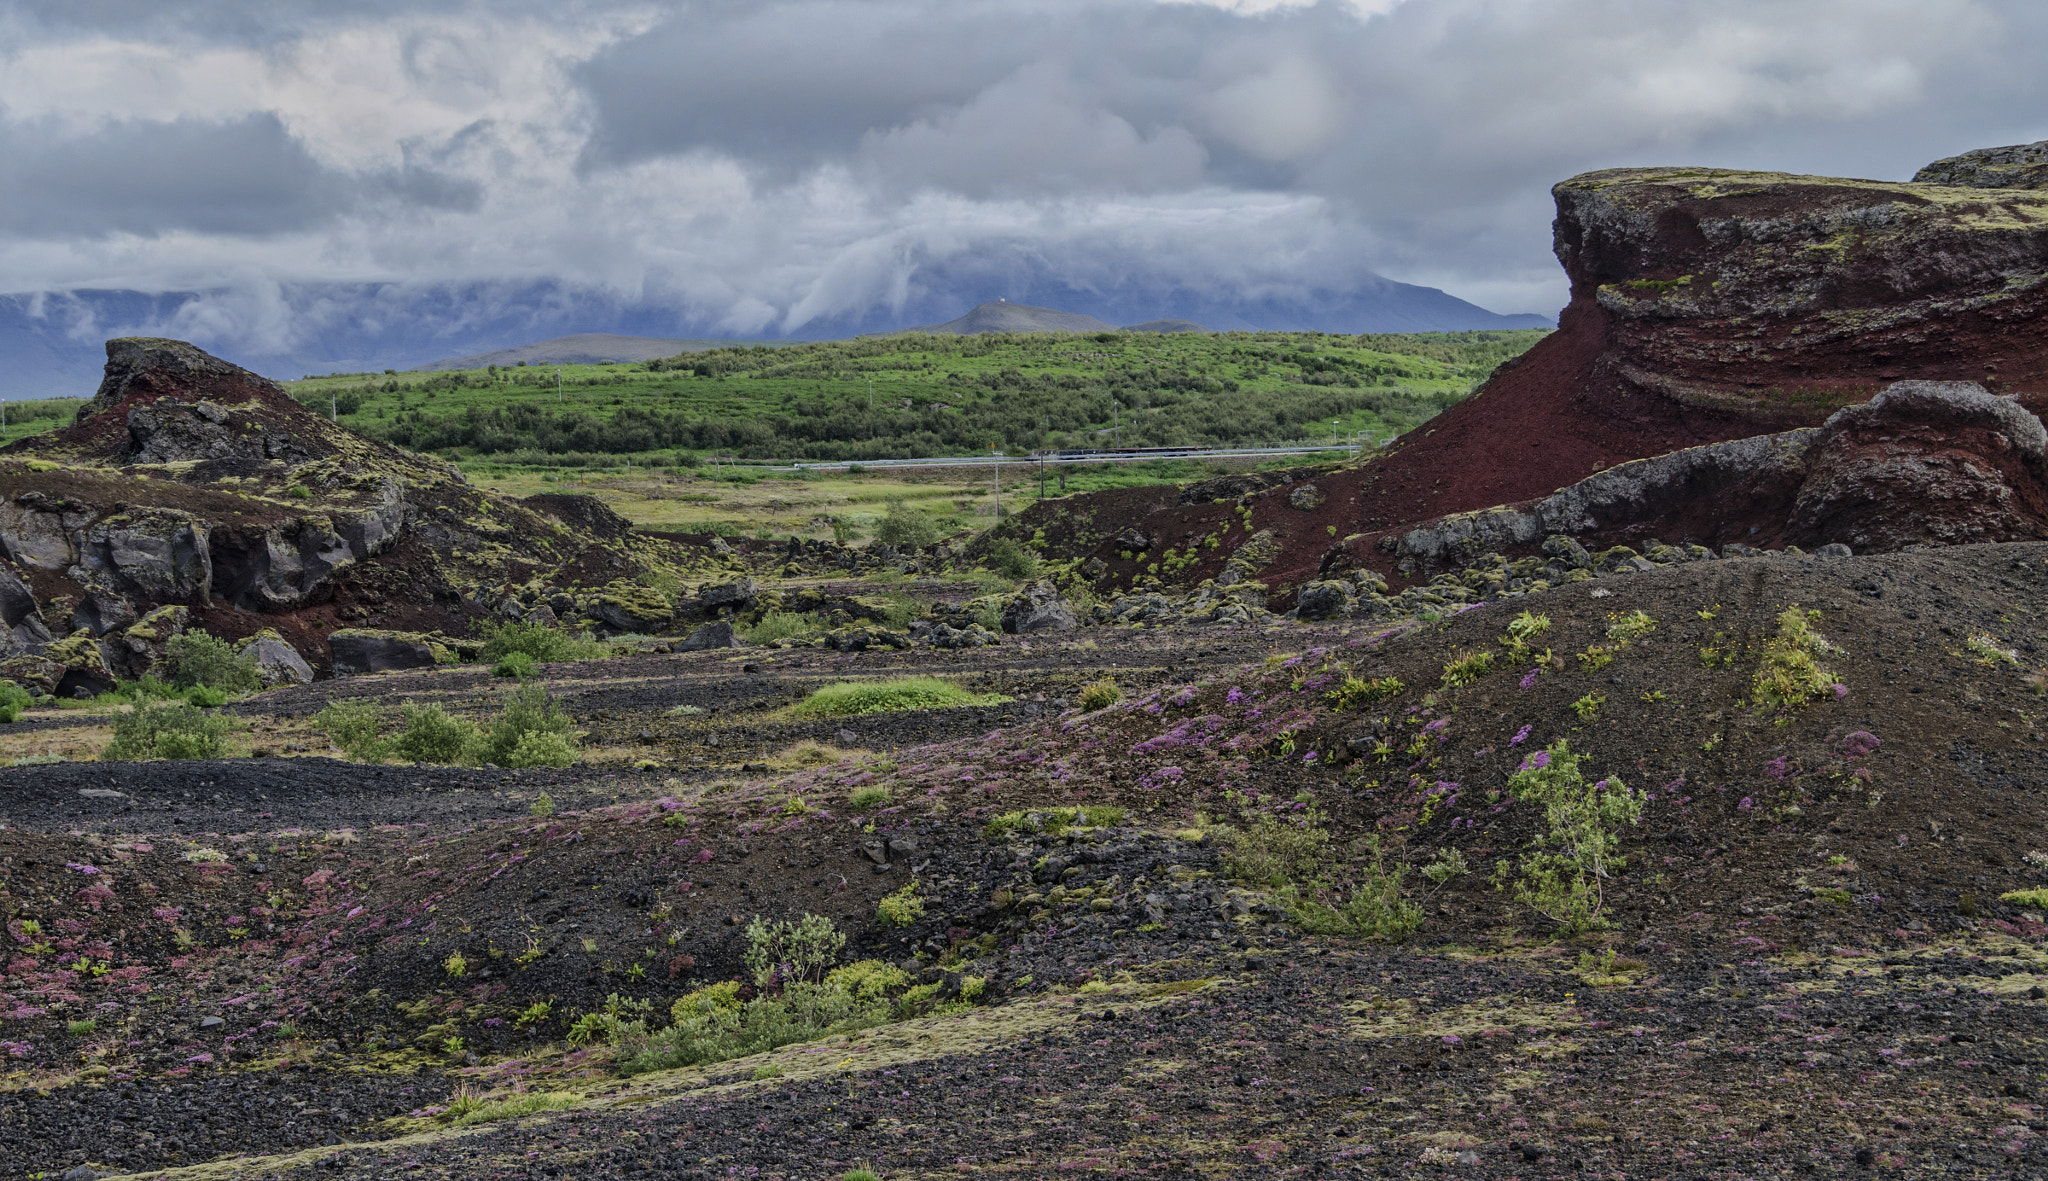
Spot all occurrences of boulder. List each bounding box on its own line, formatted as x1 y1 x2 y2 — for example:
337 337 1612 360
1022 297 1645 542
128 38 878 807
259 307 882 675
1294 579 1356 621
329 629 449 676
0 566 51 656
42 630 117 698
697 577 758 612
588 580 674 634
105 604 190 679
1001 580 1078 634
241 632 314 686
0 493 88 570
1286 483 1326 511
677 620 741 651
73 588 139 637
71 508 212 604
0 655 66 696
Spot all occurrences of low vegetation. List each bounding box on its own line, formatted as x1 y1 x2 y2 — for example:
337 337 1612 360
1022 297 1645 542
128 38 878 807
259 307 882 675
788 676 1007 718
313 684 579 768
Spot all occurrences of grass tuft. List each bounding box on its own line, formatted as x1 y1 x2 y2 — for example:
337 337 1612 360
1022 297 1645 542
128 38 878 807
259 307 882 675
788 676 1005 717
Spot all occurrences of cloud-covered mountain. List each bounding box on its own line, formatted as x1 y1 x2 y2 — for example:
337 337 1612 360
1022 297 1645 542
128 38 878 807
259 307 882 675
0 0 2038 396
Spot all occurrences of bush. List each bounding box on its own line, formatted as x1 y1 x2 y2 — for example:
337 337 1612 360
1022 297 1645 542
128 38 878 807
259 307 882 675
391 703 478 764
1077 679 1122 712
1503 740 1644 933
477 620 606 665
1752 606 1838 712
493 652 535 679
848 784 893 810
743 913 845 987
789 676 1002 717
315 699 389 761
875 885 925 928
743 610 823 645
0 681 30 724
104 702 237 761
984 537 1039 579
874 500 942 549
476 683 578 767
1284 838 1423 942
164 632 261 693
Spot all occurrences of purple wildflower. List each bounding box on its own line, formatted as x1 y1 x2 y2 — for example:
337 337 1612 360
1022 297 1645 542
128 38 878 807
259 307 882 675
1509 725 1532 747
1226 687 1246 706
1519 669 1540 690
1841 731 1881 758
1763 756 1793 780
1517 750 1551 773
1738 797 1754 812
1831 683 1849 700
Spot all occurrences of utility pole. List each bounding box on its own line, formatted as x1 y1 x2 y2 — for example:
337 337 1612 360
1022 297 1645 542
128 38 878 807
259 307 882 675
557 369 563 402
992 445 1001 520
867 376 873 411
1113 402 1120 448
330 388 338 422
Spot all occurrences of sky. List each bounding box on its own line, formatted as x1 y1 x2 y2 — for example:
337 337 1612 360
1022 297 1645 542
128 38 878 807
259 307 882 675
0 0 2044 388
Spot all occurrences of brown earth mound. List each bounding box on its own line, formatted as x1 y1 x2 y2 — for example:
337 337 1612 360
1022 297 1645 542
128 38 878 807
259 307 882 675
1018 147 2048 600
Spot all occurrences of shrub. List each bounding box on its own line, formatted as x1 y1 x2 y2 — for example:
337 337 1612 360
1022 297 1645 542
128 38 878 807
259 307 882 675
529 791 556 817
743 610 823 644
1284 835 1423 942
876 885 925 928
477 620 606 664
1503 740 1643 933
2000 887 2048 909
475 682 578 767
982 805 1126 839
1439 650 1495 688
1077 679 1122 712
390 702 479 764
790 676 1000 717
849 784 893 810
985 537 1039 579
1324 674 1402 711
875 499 943 549
493 651 535 679
743 913 845 987
0 681 31 724
1220 807 1330 888
315 698 389 761
104 702 237 761
1752 606 1839 712
164 632 261 693
447 1091 580 1126
1606 609 1657 646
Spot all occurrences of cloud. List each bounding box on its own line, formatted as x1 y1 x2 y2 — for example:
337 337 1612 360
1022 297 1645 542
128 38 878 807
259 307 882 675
0 0 2038 374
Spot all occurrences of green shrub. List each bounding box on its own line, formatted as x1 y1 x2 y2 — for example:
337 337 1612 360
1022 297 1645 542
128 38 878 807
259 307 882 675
789 676 1002 718
164 632 261 693
390 702 479 764
1284 835 1423 942
0 681 30 724
1999 887 2048 909
743 610 823 644
874 500 942 549
1077 679 1122 712
493 651 535 679
848 784 893 810
984 537 1039 579
1503 740 1643 933
477 620 606 664
743 913 845 987
982 805 1126 839
475 683 578 767
447 1091 579 1126
315 698 389 761
876 886 925 928
104 702 237 761
1220 806 1330 888
1752 606 1838 712
1439 650 1495 688
184 685 230 707
1324 674 1401 711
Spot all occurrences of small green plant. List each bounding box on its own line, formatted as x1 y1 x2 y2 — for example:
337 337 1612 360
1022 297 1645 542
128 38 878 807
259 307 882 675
530 791 556 817
66 1018 96 1036
982 805 1126 839
1570 693 1605 720
1577 646 1614 672
984 537 1040 580
1605 609 1657 646
391 702 479 764
876 885 925 928
848 784 893 810
1999 888 2048 909
1965 634 2022 667
1325 674 1403 711
842 1169 883 1181
744 610 824 644
1574 947 1645 986
442 1035 466 1055
514 1000 553 1028
790 676 1005 718
1420 846 1469 886
315 698 390 761
0 681 29 723
1439 650 1495 688
103 702 238 760
444 951 468 978
1077 679 1122 712
751 1064 785 1081
493 651 535 679
875 499 943 549
1812 886 1853 908
477 619 607 664
1502 740 1643 933
1283 834 1423 941
1751 606 1839 712
1699 632 1734 668
445 1091 581 1126
477 682 580 767
1500 610 1553 661
164 631 262 693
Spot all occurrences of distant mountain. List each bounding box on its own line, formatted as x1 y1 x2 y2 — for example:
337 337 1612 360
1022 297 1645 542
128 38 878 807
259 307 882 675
1123 319 1210 334
415 333 745 372
906 301 1118 335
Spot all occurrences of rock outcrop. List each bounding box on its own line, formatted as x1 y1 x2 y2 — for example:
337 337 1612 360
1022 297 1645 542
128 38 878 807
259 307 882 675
1914 139 2048 190
1001 580 1078 634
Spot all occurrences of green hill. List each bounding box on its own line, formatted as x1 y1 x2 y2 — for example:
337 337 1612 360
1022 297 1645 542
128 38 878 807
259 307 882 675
285 328 1548 466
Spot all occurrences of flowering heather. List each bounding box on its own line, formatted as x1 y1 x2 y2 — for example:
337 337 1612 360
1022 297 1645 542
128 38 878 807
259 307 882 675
1510 725 1532 747
1519 669 1540 689
1517 750 1551 773
1763 756 1793 780
1225 687 1247 706
1842 731 1882 758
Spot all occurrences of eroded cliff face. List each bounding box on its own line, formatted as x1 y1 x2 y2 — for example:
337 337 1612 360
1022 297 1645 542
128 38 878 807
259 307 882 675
1552 165 2048 422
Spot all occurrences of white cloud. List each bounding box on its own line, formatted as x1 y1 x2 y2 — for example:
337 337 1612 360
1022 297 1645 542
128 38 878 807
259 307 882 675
0 0 2033 361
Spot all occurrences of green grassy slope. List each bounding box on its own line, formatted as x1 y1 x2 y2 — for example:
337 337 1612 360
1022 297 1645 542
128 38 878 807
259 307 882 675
283 329 1549 465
